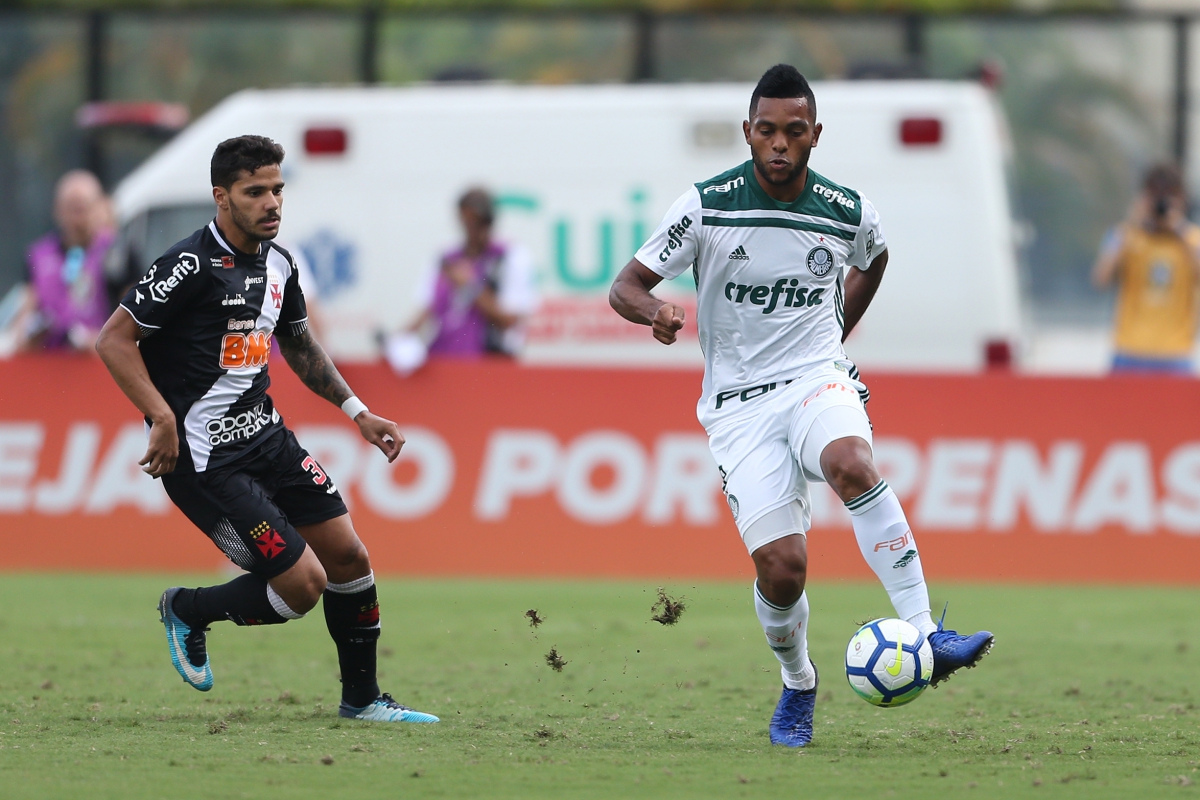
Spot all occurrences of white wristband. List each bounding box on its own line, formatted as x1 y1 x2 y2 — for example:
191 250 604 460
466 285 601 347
341 396 368 421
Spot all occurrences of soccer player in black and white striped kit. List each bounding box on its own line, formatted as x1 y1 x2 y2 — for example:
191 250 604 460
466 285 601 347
96 135 436 723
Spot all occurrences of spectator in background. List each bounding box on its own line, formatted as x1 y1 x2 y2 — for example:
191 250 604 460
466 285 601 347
1093 163 1200 375
382 187 537 373
7 170 117 353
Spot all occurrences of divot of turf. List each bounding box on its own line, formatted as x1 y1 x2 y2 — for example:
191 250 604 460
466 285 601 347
525 609 544 628
544 647 567 672
651 587 686 626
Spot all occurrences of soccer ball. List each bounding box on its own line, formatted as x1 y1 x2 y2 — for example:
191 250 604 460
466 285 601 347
845 618 932 707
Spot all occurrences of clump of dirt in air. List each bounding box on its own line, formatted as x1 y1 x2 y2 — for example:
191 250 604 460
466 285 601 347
525 609 544 628
545 647 568 672
651 588 687 626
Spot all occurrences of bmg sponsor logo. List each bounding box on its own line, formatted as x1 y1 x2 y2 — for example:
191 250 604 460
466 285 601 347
220 331 271 369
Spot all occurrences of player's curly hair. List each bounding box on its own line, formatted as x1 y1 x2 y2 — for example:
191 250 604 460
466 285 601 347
750 64 817 120
210 135 286 189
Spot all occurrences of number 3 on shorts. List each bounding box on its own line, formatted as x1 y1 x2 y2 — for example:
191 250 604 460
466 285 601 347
301 456 327 486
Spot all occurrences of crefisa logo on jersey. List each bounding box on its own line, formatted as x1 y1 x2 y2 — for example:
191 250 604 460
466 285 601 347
807 246 834 277
658 215 693 263
812 183 857 210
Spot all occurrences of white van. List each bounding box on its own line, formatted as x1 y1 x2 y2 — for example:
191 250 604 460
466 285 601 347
113 81 1023 369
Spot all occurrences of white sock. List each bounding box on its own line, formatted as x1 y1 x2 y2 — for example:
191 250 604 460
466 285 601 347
753 582 814 691
846 480 936 637
266 584 305 620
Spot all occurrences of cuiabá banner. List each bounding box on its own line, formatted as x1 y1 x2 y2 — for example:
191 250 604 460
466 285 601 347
1 355 1197 583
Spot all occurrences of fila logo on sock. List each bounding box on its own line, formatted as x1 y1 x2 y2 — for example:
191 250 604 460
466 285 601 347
728 245 750 260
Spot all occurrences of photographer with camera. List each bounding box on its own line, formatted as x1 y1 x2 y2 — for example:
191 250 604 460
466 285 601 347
1093 163 1200 375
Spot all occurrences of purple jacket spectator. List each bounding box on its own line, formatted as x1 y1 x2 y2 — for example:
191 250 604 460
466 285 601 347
26 228 115 349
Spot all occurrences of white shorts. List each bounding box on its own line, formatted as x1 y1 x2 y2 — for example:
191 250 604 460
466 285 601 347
707 366 873 554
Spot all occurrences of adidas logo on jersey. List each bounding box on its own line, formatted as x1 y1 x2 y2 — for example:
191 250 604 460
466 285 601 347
728 246 749 260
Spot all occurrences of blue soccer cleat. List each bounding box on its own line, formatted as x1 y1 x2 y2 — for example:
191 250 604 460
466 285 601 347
339 693 439 723
928 606 994 687
157 587 213 692
768 662 818 747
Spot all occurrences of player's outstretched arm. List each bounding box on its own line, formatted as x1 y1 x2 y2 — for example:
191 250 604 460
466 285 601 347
95 309 179 477
841 250 888 342
277 330 404 462
609 259 686 345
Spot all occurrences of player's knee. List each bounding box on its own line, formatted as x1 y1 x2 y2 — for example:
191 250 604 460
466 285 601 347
754 544 807 605
337 539 371 575
287 557 328 614
320 538 371 585
821 439 880 502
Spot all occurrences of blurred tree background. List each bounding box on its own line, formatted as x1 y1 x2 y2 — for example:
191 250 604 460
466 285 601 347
0 0 1182 324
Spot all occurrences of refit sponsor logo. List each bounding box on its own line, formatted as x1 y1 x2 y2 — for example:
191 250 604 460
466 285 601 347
145 253 201 303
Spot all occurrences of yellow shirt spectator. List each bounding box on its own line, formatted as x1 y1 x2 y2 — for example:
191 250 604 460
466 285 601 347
1108 224 1200 356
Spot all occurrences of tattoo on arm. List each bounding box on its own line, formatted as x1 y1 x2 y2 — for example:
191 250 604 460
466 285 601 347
277 330 353 408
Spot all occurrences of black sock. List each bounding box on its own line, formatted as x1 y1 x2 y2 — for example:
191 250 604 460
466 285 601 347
323 577 381 708
172 573 289 627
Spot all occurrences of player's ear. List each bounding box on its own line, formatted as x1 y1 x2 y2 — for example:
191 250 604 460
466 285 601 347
811 122 823 147
212 185 228 211
743 119 752 145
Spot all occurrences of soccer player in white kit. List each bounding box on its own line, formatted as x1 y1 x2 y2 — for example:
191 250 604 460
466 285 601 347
609 65 994 747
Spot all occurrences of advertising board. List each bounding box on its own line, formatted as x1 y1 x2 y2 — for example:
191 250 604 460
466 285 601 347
2 356 1197 583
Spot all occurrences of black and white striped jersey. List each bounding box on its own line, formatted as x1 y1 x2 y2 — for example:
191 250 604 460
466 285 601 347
118 220 308 474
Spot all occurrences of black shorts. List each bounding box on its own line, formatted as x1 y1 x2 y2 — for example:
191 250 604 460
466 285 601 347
162 426 349 578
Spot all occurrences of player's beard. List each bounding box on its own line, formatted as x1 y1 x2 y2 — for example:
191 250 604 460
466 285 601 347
229 196 280 242
752 148 810 187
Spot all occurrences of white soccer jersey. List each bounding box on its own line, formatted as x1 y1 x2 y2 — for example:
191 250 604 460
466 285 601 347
635 160 886 430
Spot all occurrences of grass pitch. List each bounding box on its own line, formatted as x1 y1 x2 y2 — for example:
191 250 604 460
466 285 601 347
0 575 1197 799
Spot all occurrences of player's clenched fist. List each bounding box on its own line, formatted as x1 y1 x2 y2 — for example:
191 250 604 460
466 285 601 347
357 412 406 462
653 303 686 345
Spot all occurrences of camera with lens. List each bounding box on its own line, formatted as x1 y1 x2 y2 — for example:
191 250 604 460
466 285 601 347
1153 194 1172 219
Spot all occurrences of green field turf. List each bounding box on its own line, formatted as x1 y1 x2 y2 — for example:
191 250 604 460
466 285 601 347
0 575 1197 799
